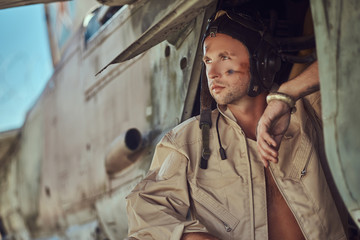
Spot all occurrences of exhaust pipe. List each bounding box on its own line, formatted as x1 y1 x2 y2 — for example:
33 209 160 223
105 128 142 174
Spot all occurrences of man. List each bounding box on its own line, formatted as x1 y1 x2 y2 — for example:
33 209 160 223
126 9 346 240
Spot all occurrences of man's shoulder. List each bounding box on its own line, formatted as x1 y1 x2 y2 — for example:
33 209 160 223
165 116 200 143
174 115 200 130
170 109 220 134
163 109 219 147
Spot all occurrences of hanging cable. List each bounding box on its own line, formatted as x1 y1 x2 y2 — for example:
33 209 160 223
216 112 227 160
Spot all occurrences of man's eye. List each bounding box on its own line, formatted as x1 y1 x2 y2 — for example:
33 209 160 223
222 56 230 60
204 59 212 64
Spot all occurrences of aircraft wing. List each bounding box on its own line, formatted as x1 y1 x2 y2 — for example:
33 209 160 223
96 0 215 74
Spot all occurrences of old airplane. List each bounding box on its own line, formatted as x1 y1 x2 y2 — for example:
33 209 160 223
0 0 359 239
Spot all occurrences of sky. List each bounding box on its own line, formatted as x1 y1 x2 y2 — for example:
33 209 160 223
0 4 53 132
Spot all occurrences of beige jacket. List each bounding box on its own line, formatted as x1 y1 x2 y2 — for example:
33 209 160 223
126 92 346 240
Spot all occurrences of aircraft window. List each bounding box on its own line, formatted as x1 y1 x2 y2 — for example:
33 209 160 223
83 6 123 43
98 6 122 25
84 8 101 42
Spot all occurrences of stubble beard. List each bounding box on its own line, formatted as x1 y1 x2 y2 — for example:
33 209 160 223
211 83 249 106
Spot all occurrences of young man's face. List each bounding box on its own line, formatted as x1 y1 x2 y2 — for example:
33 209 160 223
203 33 251 105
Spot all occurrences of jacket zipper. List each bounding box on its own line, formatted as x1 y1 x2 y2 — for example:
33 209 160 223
223 222 232 232
268 166 309 240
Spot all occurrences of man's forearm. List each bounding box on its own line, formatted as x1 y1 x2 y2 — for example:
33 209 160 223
277 61 319 101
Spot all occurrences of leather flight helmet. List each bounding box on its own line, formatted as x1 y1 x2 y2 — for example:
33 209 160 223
202 10 282 97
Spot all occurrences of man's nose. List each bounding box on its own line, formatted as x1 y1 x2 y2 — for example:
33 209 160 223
207 64 221 79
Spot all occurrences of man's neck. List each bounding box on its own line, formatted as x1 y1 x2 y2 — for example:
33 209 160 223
227 92 267 140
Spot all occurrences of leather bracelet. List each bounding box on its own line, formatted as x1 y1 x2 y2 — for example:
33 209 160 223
266 92 297 114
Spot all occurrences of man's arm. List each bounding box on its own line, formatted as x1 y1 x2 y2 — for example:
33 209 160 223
256 61 319 167
126 136 210 239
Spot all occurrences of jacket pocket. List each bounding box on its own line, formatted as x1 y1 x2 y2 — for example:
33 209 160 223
189 181 240 237
287 133 313 180
278 131 313 181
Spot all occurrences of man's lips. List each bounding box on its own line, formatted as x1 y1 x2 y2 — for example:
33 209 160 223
211 85 225 93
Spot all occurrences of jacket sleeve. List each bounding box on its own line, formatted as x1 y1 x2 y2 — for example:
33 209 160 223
126 135 207 240
303 90 322 123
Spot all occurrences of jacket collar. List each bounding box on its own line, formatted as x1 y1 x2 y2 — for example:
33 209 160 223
217 104 241 129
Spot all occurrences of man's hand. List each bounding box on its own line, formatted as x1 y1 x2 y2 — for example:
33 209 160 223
181 232 220 240
256 61 319 167
256 100 291 167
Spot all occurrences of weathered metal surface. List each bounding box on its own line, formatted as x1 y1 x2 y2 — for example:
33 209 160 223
0 0 68 9
311 0 360 228
0 0 216 239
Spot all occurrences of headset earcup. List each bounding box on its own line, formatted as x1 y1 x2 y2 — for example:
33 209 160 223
255 41 281 90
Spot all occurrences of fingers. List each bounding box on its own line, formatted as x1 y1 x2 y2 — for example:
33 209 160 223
257 137 278 167
261 131 277 148
256 121 279 167
256 101 291 167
